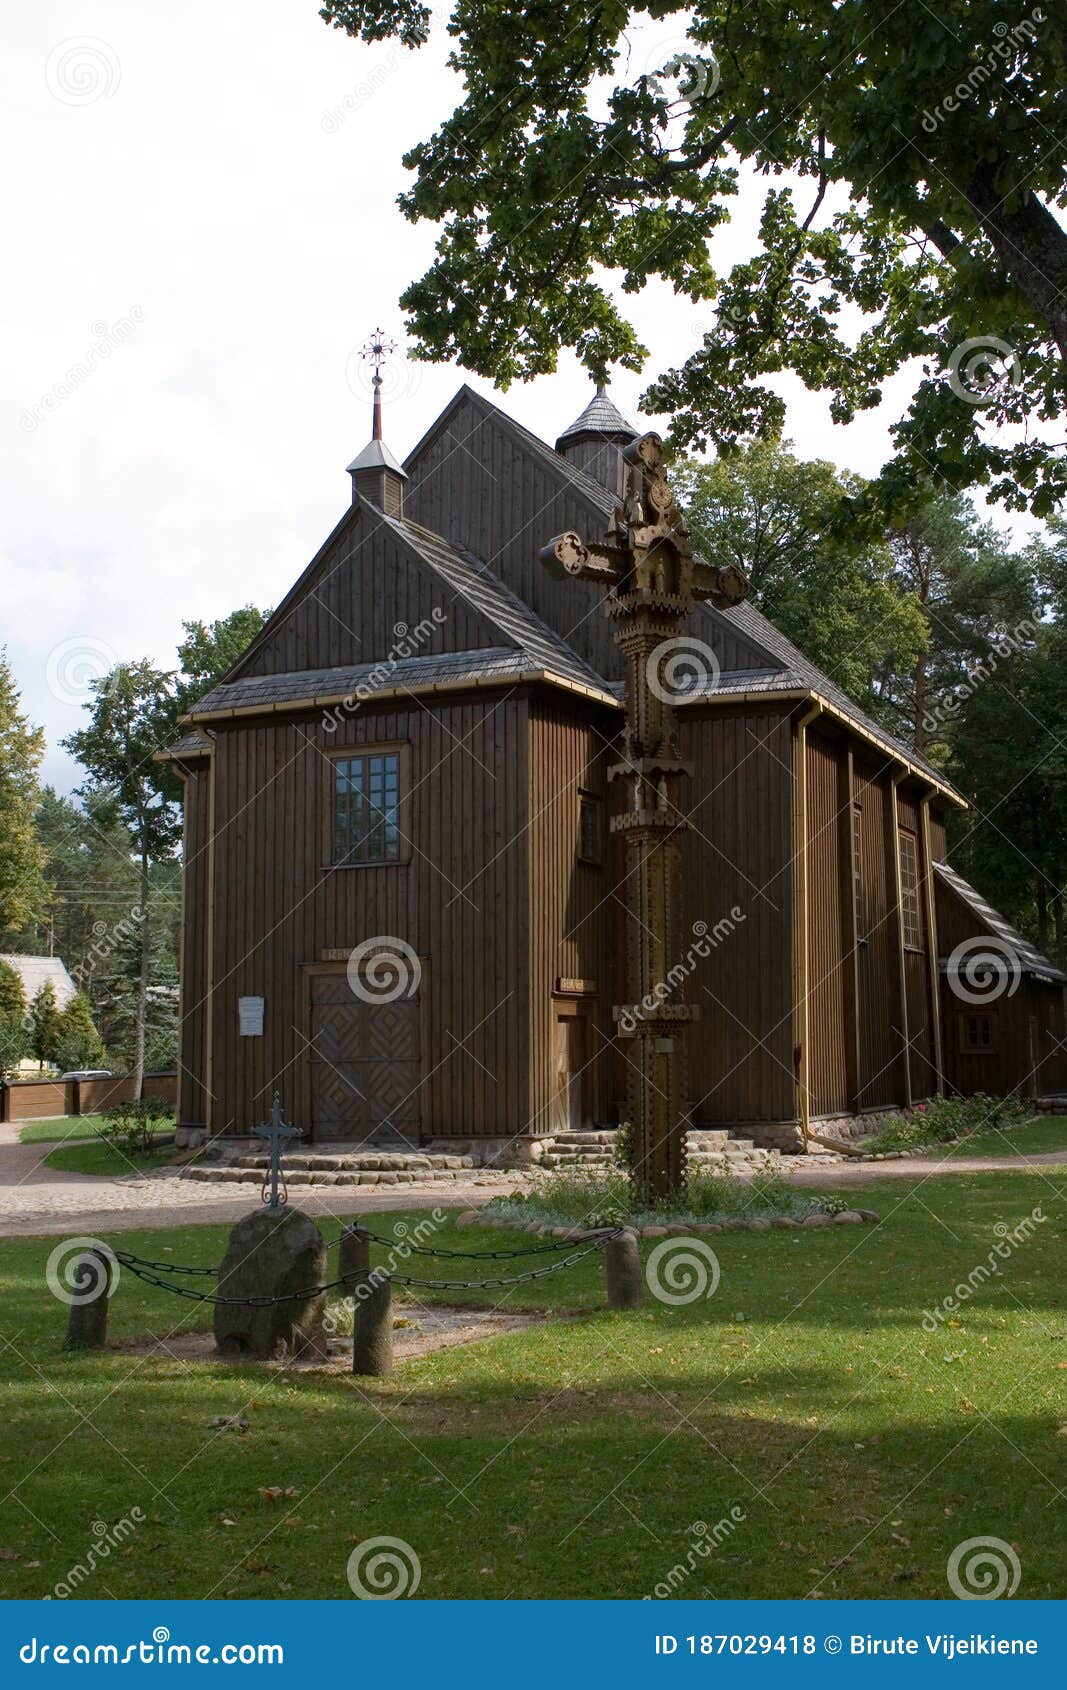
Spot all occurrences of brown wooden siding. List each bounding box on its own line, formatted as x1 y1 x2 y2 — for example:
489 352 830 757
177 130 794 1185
199 694 531 1139
896 789 936 1096
936 877 1067 1098
241 509 496 679
178 763 211 1126
403 395 626 682
526 699 616 1133
681 705 796 1124
853 761 907 1108
805 730 849 1115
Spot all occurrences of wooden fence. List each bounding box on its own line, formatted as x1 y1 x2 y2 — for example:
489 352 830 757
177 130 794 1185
0 1072 178 1124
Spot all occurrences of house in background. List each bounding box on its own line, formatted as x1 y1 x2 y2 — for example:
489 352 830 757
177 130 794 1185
0 954 78 1073
160 384 1067 1153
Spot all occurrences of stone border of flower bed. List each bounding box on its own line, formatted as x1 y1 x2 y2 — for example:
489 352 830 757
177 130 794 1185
456 1208 879 1236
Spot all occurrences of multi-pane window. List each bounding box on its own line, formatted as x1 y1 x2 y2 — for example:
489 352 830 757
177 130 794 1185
899 828 923 950
962 1013 994 1052
333 752 401 864
578 797 602 865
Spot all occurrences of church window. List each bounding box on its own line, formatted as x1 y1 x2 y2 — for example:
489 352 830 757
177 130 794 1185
899 828 923 950
578 797 602 865
333 751 402 864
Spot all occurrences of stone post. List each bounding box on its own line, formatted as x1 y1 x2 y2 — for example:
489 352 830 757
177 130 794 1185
352 1270 394 1378
63 1246 113 1350
604 1230 645 1310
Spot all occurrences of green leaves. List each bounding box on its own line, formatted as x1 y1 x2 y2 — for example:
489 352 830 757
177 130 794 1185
324 0 1067 513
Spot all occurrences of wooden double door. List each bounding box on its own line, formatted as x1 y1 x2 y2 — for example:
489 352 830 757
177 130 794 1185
308 973 421 1142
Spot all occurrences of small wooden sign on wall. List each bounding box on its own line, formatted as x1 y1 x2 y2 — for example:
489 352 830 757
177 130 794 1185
238 996 265 1037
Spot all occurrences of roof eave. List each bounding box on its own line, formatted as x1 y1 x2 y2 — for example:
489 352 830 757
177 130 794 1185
181 666 621 725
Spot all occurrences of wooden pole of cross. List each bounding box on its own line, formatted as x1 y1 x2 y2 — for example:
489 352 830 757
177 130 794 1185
540 433 748 1202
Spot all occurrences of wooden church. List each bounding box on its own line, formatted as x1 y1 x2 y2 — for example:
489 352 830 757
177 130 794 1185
162 373 1067 1153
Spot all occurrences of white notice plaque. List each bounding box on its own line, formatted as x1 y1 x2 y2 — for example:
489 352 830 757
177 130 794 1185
238 996 265 1037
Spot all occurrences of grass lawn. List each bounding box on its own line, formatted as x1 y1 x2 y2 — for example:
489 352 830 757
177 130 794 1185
42 1139 177 1176
922 1115 1067 1161
0 1173 1064 1601
17 1114 113 1145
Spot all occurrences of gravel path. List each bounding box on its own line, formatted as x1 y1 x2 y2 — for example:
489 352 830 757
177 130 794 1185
2 1123 1066 1238
0 1125 522 1239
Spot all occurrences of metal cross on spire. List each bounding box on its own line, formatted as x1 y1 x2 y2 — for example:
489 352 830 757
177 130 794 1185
541 432 748 1202
360 327 398 441
255 1094 304 1209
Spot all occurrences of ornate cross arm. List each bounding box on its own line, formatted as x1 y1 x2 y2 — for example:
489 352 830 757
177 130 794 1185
692 558 748 607
538 531 628 586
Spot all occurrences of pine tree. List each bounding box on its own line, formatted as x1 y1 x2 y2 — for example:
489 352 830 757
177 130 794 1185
0 959 27 1076
53 993 106 1072
27 980 62 1070
0 650 46 939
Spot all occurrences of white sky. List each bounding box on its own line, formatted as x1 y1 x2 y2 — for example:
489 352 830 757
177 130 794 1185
3 0 1038 790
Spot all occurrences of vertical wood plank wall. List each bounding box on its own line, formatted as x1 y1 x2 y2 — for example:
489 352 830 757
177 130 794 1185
192 694 530 1138
403 395 626 682
680 706 796 1125
853 761 907 1108
177 762 211 1126
526 700 616 1133
805 732 850 1115
896 790 936 1097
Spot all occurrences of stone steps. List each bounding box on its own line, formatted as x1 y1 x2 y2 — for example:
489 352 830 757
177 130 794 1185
539 1128 775 1173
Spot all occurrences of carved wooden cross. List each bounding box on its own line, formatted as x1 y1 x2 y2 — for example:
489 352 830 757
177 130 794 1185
255 1093 304 1209
541 431 747 1201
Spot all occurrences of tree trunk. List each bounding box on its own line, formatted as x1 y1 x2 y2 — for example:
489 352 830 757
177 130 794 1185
966 169 1067 362
912 656 928 756
1052 881 1064 969
133 845 150 1101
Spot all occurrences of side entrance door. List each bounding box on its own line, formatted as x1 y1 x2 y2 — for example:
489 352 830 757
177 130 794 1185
308 973 421 1142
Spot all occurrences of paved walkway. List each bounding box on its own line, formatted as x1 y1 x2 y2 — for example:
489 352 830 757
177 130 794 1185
0 1125 518 1238
2 1123 1066 1238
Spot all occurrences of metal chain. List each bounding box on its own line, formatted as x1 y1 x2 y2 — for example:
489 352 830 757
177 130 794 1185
112 1249 218 1277
329 1225 620 1260
388 1239 610 1289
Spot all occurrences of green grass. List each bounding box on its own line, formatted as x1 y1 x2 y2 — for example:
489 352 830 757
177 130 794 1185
921 1115 1067 1161
0 1175 1065 1601
42 1139 177 1176
485 1167 839 1228
17 1114 112 1145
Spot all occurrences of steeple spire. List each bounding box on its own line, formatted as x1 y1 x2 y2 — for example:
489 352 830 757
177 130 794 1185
555 378 639 496
347 327 407 515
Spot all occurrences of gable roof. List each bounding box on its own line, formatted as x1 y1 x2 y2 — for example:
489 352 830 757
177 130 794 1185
934 863 1066 983
0 955 78 1008
185 506 616 721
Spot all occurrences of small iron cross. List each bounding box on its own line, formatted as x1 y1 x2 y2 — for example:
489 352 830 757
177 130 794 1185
255 1094 304 1209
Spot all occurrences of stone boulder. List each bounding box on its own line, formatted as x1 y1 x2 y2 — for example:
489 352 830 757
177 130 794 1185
214 1207 328 1361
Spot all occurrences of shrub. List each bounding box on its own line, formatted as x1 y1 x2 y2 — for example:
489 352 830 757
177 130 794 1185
96 1097 175 1157
864 1093 1029 1153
